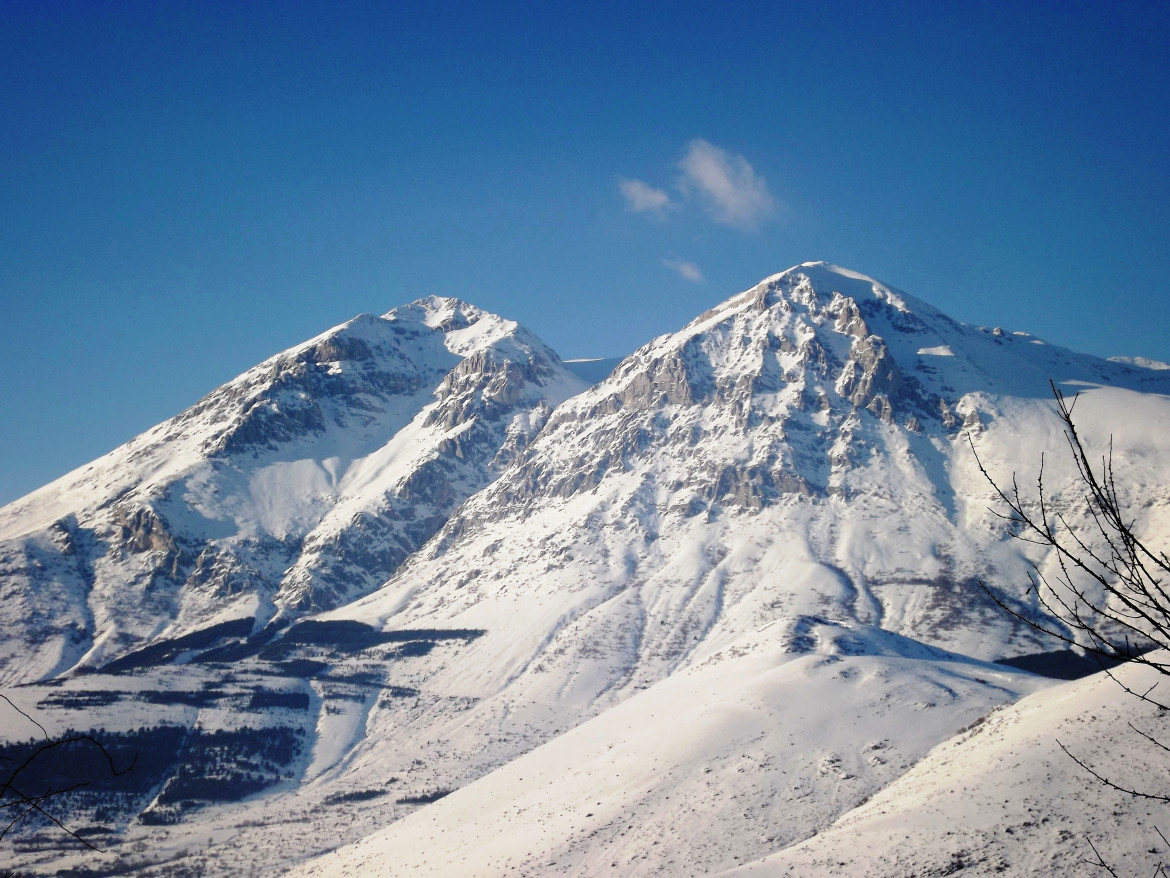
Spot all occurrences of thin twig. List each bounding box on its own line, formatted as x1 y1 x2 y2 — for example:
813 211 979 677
0 695 46 740
1056 739 1170 803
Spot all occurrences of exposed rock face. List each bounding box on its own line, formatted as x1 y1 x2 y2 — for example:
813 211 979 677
185 547 269 599
837 334 902 410
195 313 440 458
114 504 181 558
473 265 941 511
616 345 702 409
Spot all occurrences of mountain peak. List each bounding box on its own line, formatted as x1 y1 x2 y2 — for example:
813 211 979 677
757 261 914 313
380 295 545 360
383 295 485 328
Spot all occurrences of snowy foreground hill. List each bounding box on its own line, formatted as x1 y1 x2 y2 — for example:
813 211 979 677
2 263 1169 876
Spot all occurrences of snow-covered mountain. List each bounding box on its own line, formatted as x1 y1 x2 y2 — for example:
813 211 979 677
0 296 586 683
3 263 1170 876
337 262 1170 686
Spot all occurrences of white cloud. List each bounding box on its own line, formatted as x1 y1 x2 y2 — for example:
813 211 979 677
619 177 673 215
677 139 774 229
664 259 704 283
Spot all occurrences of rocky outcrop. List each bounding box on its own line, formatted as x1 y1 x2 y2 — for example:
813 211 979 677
114 504 179 556
427 349 556 429
836 334 903 410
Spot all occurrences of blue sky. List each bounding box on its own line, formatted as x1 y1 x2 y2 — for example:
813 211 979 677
3 1 1169 505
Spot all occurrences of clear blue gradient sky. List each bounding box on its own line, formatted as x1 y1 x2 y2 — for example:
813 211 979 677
3 1 1169 505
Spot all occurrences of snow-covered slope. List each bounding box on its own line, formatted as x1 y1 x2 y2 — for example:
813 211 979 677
0 297 585 682
718 651 1170 877
3 263 1170 876
289 622 1050 877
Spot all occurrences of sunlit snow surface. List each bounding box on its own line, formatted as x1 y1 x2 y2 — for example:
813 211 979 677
4 264 1170 875
720 652 1170 877
289 623 1049 877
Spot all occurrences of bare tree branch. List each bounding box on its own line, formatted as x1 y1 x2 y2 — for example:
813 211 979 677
0 695 47 740
1082 833 1121 877
1056 739 1170 803
970 382 1170 678
974 382 1170 875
